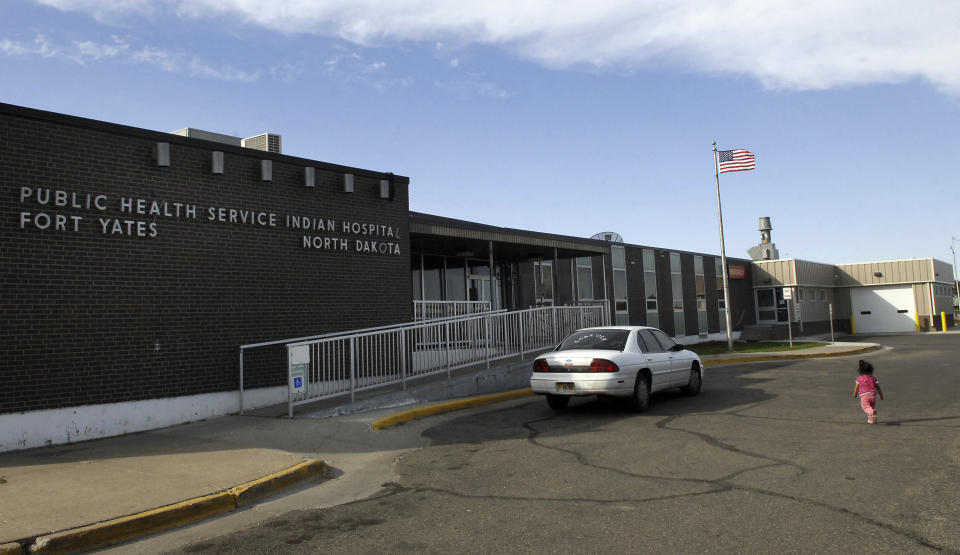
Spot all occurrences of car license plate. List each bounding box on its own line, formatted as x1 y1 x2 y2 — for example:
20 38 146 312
556 382 575 392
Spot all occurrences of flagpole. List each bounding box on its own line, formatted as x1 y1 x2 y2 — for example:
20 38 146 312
713 141 735 352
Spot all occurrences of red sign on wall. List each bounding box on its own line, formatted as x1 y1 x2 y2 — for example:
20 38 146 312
728 265 746 279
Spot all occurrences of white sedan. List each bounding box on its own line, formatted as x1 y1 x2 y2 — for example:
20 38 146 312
529 326 704 411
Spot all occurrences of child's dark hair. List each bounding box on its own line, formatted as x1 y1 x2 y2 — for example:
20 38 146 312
858 360 874 375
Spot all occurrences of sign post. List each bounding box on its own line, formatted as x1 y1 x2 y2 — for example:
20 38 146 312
287 344 310 418
783 288 793 348
829 303 835 344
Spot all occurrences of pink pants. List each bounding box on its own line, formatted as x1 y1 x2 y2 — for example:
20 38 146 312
859 392 876 418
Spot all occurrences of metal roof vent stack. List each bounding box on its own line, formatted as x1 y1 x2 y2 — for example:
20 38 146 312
747 216 780 260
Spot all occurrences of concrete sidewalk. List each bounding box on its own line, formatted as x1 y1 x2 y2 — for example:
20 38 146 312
0 339 880 554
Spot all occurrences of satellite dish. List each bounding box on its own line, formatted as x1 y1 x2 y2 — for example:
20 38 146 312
590 231 623 243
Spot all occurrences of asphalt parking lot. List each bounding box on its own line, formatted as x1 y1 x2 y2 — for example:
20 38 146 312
168 333 959 554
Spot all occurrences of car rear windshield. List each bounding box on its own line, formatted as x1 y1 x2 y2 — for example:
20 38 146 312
557 329 630 351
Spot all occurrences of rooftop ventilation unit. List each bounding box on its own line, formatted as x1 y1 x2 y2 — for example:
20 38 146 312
242 133 282 154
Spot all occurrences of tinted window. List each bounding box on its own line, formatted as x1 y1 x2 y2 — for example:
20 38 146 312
635 331 649 352
637 329 663 353
558 329 629 351
650 329 677 351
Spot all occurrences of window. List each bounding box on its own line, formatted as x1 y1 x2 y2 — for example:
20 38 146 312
558 329 629 351
445 257 466 301
818 289 826 302
576 256 594 300
423 255 443 300
671 252 684 336
715 258 726 332
635 331 649 351
637 329 663 353
695 256 707 336
643 249 659 328
650 328 677 351
611 246 629 325
798 289 805 301
412 267 422 300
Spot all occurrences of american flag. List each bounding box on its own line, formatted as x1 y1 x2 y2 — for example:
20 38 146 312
717 149 755 173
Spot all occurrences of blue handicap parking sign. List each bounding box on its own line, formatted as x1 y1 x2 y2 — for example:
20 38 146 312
293 377 303 388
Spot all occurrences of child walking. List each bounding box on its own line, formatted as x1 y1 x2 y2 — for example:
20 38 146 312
853 360 883 424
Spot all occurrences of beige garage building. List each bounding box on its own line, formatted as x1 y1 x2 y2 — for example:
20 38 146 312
747 257 954 338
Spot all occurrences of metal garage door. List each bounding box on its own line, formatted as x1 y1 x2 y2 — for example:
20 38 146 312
851 285 916 333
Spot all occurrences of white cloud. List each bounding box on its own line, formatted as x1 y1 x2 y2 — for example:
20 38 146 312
32 0 960 95
0 33 259 82
435 77 511 99
319 50 413 90
0 34 60 58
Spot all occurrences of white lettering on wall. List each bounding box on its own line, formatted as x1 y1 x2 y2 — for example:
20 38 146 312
207 207 277 227
120 197 197 218
303 236 350 251
14 186 401 255
20 212 83 232
20 186 108 211
98 218 159 238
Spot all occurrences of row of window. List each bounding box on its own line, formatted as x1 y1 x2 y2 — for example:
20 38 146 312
934 285 956 298
415 248 731 337
543 248 727 336
796 288 828 302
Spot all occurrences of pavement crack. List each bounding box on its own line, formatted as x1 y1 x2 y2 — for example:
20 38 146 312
656 414 808 476
515 411 952 553
403 484 732 506
521 416 714 485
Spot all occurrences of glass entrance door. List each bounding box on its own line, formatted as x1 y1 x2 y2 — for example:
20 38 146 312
534 260 553 306
468 276 490 302
756 288 788 323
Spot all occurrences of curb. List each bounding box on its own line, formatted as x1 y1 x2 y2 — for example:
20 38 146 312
702 345 879 366
372 389 535 430
229 459 327 507
25 459 327 555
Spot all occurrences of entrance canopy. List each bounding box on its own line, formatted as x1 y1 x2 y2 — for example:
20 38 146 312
410 212 608 262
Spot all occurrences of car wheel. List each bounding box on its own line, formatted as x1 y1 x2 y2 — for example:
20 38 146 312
631 374 651 412
546 394 570 410
682 364 702 396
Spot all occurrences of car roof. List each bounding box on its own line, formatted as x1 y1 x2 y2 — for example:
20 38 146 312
574 326 655 331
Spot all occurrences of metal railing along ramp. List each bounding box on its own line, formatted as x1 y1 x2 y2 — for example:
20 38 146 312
239 303 609 417
413 300 492 320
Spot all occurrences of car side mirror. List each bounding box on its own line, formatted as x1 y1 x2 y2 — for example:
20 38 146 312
671 344 684 352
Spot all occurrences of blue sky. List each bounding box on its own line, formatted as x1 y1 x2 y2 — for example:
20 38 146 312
3 1 959 269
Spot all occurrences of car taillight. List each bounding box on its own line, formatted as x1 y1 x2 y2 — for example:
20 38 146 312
533 359 550 372
589 358 619 372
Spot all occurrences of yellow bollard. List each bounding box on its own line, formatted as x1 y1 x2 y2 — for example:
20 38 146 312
850 316 856 335
942 311 948 332
915 312 921 333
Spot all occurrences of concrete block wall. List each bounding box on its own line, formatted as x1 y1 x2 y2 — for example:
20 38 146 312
1 103 412 415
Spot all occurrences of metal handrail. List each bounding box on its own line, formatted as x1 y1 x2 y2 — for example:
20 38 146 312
237 304 609 416
413 300 493 321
